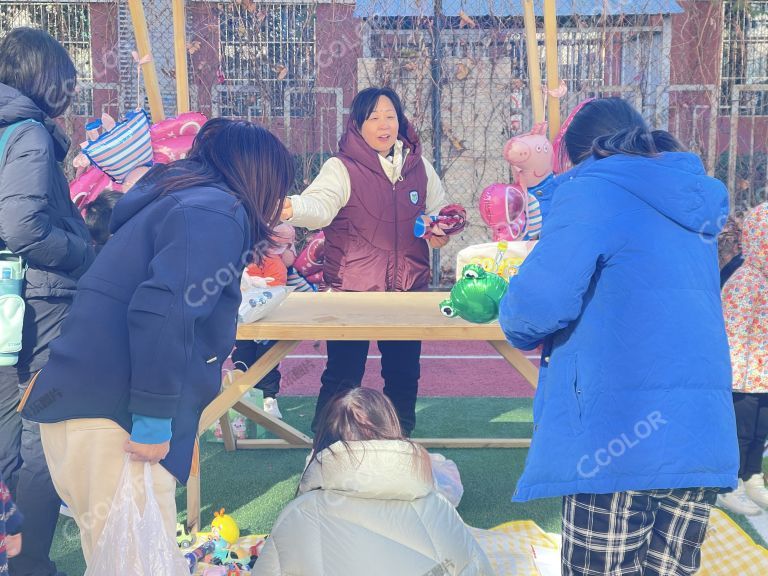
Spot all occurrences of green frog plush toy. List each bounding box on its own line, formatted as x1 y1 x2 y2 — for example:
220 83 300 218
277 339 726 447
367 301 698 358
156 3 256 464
440 264 509 324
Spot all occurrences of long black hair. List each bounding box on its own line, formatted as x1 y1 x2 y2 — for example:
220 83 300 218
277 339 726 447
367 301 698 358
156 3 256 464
0 27 78 118
349 86 410 139
143 118 294 256
564 97 660 165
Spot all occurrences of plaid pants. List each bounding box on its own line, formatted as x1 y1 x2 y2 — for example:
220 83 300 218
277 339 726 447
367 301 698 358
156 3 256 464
562 488 718 576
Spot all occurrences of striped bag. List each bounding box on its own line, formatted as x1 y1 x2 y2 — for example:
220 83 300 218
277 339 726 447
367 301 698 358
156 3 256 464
82 109 153 183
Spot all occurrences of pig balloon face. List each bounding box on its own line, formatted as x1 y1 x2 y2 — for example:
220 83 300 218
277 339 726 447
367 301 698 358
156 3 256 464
503 122 554 190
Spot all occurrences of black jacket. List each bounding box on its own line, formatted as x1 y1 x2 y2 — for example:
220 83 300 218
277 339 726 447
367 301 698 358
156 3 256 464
0 82 94 298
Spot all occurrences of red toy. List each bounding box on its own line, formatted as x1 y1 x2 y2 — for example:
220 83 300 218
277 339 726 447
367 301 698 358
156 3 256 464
294 231 325 284
413 203 467 239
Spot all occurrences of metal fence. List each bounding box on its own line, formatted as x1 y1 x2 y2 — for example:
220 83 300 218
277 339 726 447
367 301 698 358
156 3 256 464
1 0 766 283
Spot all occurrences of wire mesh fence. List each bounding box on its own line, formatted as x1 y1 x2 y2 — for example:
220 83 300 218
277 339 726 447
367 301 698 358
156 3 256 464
1 0 766 284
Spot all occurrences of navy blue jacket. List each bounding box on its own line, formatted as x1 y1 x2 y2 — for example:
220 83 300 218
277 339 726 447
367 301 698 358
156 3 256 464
500 152 739 501
22 167 251 483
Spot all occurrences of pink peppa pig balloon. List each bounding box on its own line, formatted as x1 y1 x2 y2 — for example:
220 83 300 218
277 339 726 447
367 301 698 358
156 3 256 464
503 122 554 191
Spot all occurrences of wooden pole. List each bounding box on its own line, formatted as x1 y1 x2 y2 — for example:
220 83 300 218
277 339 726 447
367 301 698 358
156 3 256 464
543 0 561 140
172 0 190 113
522 0 544 124
127 0 165 121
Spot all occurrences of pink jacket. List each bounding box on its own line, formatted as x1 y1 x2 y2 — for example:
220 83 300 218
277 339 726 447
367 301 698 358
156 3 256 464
723 202 768 392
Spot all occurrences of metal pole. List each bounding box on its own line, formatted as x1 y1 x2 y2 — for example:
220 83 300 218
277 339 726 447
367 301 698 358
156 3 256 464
430 0 443 288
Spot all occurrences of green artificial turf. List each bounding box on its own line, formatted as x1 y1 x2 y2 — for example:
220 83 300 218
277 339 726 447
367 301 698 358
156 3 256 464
49 396 767 575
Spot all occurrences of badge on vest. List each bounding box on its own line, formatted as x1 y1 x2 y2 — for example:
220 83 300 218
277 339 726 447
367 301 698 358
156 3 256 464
409 190 419 205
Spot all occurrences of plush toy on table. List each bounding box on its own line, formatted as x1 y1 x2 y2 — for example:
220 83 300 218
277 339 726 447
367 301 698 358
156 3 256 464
479 122 555 241
413 203 467 240
440 263 509 324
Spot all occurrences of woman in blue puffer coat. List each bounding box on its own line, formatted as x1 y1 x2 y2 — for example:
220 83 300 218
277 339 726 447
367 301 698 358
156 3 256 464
500 98 738 576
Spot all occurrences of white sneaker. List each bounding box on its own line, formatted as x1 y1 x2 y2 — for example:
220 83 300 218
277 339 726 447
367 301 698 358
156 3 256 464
263 397 283 419
744 473 768 509
718 479 762 516
60 502 74 517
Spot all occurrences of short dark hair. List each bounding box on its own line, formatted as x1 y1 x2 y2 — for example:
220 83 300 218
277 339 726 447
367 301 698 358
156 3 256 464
142 118 295 259
0 27 78 118
349 86 409 138
84 191 124 247
564 97 657 165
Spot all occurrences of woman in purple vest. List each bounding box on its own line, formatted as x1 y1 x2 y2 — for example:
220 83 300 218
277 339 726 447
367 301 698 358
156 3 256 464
281 87 449 435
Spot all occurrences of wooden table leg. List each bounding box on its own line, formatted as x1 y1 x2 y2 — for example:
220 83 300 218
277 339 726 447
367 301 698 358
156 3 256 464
190 340 302 531
234 398 311 448
489 340 539 389
186 440 201 533
198 340 301 433
218 411 236 452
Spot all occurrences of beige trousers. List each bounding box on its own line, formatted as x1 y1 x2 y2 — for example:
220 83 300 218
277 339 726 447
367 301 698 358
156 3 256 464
39 418 178 564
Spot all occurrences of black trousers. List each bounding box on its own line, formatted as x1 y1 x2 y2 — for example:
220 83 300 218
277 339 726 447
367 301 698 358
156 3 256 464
312 340 421 435
0 297 70 576
733 392 768 479
231 340 280 398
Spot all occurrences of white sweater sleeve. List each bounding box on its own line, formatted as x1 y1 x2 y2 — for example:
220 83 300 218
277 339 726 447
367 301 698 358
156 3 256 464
286 157 350 230
423 157 448 216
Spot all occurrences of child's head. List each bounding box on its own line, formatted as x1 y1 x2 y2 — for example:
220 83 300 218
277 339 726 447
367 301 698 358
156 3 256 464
84 191 124 249
563 97 657 166
313 388 404 455
304 388 431 489
350 87 408 155
0 27 77 118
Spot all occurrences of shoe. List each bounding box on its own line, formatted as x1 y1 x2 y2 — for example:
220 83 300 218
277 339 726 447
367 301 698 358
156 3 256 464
263 397 283 419
744 473 768 509
59 502 74 517
718 479 762 516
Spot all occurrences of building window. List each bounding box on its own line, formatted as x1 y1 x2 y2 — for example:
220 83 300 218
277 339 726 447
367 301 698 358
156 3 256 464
0 2 93 116
217 2 315 118
721 1 768 115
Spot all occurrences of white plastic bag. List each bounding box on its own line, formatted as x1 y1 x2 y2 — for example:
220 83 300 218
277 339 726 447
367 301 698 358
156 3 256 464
238 286 291 324
85 457 189 576
430 452 464 507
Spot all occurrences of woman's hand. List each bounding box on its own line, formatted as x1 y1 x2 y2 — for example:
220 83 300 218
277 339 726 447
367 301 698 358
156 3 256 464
428 234 450 249
124 438 170 464
5 533 21 558
280 197 293 221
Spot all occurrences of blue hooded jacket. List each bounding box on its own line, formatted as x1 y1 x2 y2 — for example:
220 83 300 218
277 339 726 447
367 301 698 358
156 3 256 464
500 152 739 501
21 167 251 484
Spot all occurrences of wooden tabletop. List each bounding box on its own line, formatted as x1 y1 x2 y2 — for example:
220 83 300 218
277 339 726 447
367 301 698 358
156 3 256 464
236 291 508 341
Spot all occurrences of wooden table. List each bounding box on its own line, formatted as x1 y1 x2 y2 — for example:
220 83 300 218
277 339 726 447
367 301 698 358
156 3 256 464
186 291 539 530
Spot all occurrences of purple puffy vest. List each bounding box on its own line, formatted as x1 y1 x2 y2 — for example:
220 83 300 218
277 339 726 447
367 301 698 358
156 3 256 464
323 120 430 292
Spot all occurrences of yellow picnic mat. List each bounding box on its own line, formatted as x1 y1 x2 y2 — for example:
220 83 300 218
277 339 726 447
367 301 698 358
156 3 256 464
698 508 768 576
472 520 559 575
471 508 768 576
